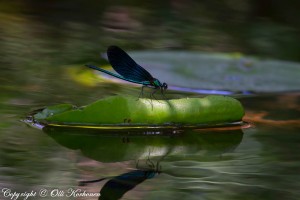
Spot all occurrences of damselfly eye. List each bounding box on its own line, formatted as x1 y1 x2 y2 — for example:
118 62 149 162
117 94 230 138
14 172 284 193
162 83 168 90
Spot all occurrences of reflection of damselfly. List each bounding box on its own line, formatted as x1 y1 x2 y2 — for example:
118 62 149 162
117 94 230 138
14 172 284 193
135 153 162 177
86 46 168 99
79 158 161 200
79 158 161 186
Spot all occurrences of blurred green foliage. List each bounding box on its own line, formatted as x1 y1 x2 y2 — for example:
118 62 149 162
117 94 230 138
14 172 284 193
1 0 300 69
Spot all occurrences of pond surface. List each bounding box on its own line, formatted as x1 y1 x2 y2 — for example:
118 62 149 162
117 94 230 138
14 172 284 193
0 63 299 200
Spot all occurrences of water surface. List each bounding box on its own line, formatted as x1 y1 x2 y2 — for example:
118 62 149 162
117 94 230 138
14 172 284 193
1 72 299 200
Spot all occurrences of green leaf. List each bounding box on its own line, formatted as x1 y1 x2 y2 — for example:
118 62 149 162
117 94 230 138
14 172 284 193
33 104 74 120
43 95 244 126
129 51 300 92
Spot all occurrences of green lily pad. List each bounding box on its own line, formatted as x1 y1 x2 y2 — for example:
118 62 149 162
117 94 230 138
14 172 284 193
33 104 74 120
81 52 300 94
36 95 244 126
128 51 300 92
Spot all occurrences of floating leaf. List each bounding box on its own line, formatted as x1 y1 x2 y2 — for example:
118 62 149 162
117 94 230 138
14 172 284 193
39 95 244 126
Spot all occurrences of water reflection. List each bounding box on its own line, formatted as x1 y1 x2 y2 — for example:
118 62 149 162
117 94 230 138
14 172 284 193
43 126 244 199
242 93 300 127
80 158 161 200
43 126 244 163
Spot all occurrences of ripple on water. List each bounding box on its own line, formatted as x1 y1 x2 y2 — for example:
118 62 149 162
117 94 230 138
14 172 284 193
164 160 217 179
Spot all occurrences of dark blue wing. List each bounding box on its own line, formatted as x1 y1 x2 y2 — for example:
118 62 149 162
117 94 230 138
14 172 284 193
86 64 145 85
107 46 154 82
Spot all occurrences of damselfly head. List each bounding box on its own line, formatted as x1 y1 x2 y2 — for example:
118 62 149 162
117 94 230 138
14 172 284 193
162 83 168 90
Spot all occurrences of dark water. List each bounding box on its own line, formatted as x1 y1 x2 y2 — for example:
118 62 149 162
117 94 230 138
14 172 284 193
1 2 300 200
1 71 300 200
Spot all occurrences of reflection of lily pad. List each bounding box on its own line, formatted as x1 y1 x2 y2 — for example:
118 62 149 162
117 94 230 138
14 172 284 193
37 95 244 126
44 127 244 162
